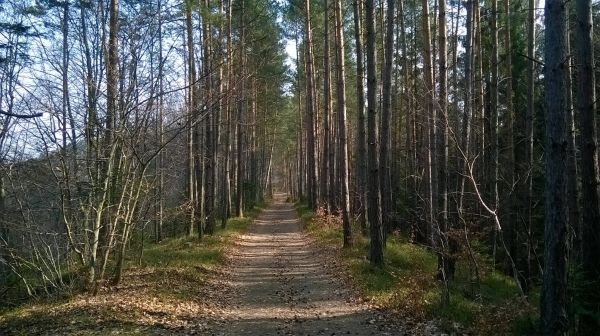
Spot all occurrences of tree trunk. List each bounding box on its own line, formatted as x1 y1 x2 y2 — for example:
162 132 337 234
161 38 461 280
575 0 600 331
185 4 196 235
437 0 451 290
334 0 352 247
365 0 383 266
353 0 367 235
421 0 436 246
503 0 517 275
490 0 499 263
236 0 246 217
564 12 580 258
541 0 569 333
379 0 394 244
524 0 537 293
221 0 233 226
155 0 164 241
203 0 215 235
304 0 318 211
322 0 332 213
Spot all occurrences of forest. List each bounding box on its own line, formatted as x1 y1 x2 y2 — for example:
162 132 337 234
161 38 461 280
0 0 599 335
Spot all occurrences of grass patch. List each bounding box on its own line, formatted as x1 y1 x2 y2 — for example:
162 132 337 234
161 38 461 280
0 205 264 335
295 201 537 335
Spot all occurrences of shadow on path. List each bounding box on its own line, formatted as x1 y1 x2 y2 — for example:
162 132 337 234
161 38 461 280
208 193 402 336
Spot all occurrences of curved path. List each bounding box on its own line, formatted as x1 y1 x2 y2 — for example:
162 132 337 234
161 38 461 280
207 193 399 336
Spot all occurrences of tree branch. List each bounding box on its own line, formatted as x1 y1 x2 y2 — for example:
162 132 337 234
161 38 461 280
0 109 43 119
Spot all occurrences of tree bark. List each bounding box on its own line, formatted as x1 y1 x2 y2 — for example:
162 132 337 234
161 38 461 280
541 0 569 333
334 0 352 247
185 4 197 235
323 0 332 213
304 0 318 211
379 0 394 243
236 0 246 217
437 0 451 288
353 0 367 235
203 0 215 235
575 0 600 331
365 0 383 266
421 0 436 246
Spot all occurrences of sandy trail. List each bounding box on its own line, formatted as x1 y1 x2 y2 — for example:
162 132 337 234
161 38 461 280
207 193 397 336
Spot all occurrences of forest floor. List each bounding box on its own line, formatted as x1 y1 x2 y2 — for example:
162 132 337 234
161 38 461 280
1 194 431 335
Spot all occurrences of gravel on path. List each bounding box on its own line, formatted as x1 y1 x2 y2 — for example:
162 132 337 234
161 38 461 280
205 193 405 336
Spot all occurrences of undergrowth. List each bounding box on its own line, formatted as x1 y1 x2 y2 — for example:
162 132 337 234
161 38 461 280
295 201 538 335
0 205 264 334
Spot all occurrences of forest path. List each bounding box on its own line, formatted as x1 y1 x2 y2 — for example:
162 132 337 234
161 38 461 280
205 193 398 335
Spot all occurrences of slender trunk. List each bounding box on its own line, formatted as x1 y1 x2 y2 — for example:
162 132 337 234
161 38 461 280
490 0 500 258
236 0 246 217
185 5 196 235
541 0 569 333
525 0 536 291
458 0 473 231
106 0 119 149
222 0 233 224
155 0 164 241
421 0 436 246
504 0 517 274
365 0 383 266
575 0 600 331
437 0 451 287
379 0 394 242
304 0 318 210
203 0 215 235
400 0 412 233
353 0 367 234
323 0 332 213
334 0 352 247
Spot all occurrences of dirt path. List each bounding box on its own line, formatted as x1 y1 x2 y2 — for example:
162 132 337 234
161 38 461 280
206 193 400 336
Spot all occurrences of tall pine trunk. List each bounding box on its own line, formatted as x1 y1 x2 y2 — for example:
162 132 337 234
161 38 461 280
323 0 332 213
541 0 569 332
379 0 394 243
353 0 367 235
365 0 383 266
334 0 352 247
575 0 600 331
304 0 318 210
236 0 246 217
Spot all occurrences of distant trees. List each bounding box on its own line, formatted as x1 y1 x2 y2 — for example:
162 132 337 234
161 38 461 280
0 0 287 300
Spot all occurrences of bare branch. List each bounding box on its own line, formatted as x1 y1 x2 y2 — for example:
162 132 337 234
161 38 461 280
0 109 43 119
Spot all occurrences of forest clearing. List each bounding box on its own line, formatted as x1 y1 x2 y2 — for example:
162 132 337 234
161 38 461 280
0 0 599 334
